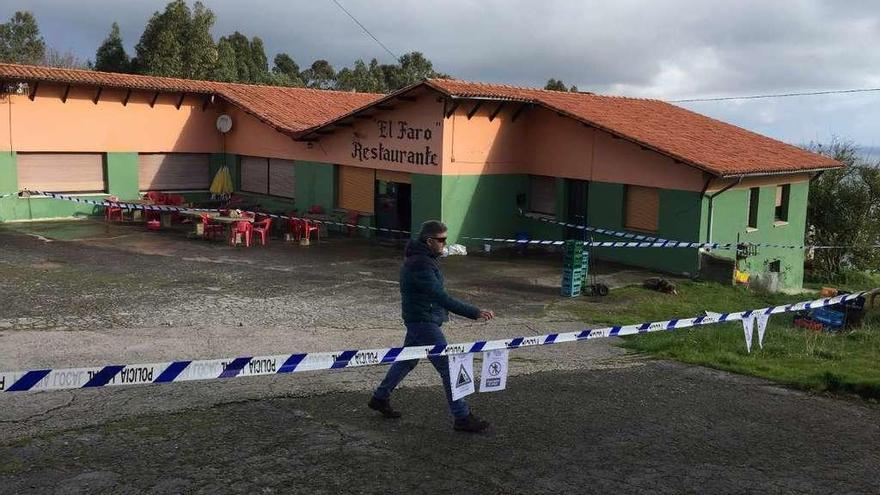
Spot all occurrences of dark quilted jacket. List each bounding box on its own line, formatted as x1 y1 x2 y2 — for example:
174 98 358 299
400 240 480 325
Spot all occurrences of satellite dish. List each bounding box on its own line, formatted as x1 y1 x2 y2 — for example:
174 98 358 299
216 114 233 133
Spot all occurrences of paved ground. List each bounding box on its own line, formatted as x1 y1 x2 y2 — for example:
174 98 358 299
1 220 878 494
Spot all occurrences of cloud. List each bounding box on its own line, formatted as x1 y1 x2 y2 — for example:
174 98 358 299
3 0 879 144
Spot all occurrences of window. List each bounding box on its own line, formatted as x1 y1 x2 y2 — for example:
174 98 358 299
529 175 556 215
774 184 790 222
624 185 659 232
747 187 760 229
240 157 295 198
139 153 210 191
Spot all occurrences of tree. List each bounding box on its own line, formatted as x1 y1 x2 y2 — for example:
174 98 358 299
806 139 880 278
133 0 216 79
301 59 335 89
213 37 237 82
43 48 88 69
248 36 269 84
544 78 568 91
0 11 45 65
336 58 385 92
183 2 217 80
271 53 303 86
94 22 130 73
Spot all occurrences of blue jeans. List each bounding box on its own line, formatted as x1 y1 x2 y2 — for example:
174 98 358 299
373 322 470 419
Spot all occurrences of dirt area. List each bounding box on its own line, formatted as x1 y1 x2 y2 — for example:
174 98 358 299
1 220 878 494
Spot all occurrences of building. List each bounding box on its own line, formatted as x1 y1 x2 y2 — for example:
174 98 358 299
0 63 841 289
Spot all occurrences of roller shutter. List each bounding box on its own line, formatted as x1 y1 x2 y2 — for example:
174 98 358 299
338 165 375 213
240 156 269 194
268 159 295 198
624 185 659 232
138 153 210 190
17 153 105 193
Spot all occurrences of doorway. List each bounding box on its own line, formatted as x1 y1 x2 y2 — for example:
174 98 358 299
566 179 589 240
375 180 412 238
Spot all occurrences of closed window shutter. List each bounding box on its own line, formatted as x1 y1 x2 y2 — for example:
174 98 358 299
529 175 556 215
138 153 210 190
338 166 375 213
240 156 269 194
376 169 412 184
268 159 295 198
17 153 105 193
625 186 659 232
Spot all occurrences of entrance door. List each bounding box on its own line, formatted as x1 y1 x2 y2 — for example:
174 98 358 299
375 179 412 239
566 179 589 239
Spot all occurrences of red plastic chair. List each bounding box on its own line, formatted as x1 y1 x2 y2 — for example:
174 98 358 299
229 221 253 247
346 211 360 237
146 191 165 203
200 214 223 240
252 218 272 246
104 196 123 222
289 218 318 242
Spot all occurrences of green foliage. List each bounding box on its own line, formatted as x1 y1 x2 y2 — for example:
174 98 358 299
94 23 130 73
335 58 386 92
133 0 216 79
301 59 336 89
0 11 45 65
213 37 237 82
544 78 567 91
184 2 218 80
271 53 303 87
806 139 880 277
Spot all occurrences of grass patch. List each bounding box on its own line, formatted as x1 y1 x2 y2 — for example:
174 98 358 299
556 281 880 400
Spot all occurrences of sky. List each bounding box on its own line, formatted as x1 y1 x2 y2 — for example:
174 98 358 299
6 0 880 151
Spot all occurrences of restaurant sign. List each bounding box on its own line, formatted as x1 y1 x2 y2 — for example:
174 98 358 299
351 119 439 166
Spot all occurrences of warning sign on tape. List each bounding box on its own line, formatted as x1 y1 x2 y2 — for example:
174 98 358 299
1 290 873 394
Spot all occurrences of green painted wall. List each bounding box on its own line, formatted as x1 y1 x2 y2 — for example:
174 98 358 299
706 182 808 289
106 152 139 200
585 182 702 275
294 161 336 212
440 174 528 242
0 152 16 194
411 173 443 236
0 152 106 221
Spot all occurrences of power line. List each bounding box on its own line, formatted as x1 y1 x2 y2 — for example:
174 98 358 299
329 0 399 61
671 87 880 103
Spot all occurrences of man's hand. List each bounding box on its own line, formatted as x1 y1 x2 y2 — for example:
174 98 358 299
478 309 495 321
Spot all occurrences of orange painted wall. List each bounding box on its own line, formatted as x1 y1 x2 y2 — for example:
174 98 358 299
227 88 445 175
441 102 708 191
0 84 222 153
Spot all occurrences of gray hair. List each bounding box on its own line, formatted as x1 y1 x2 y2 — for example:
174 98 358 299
419 220 447 241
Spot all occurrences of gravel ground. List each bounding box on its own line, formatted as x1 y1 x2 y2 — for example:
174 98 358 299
0 220 877 494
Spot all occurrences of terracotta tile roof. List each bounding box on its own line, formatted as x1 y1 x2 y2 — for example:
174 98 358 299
424 78 840 176
0 63 381 134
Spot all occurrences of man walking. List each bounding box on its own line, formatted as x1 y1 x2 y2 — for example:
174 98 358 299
369 220 495 433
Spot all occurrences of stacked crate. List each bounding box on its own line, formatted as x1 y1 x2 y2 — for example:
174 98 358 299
561 240 589 297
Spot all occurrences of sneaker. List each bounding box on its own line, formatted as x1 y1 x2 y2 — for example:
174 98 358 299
368 397 401 419
453 413 490 433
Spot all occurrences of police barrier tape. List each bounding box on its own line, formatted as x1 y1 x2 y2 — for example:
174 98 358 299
18 191 413 236
521 211 667 243
521 211 880 251
1 290 873 393
462 235 734 250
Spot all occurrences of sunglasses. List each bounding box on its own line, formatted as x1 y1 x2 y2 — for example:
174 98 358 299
429 236 448 244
